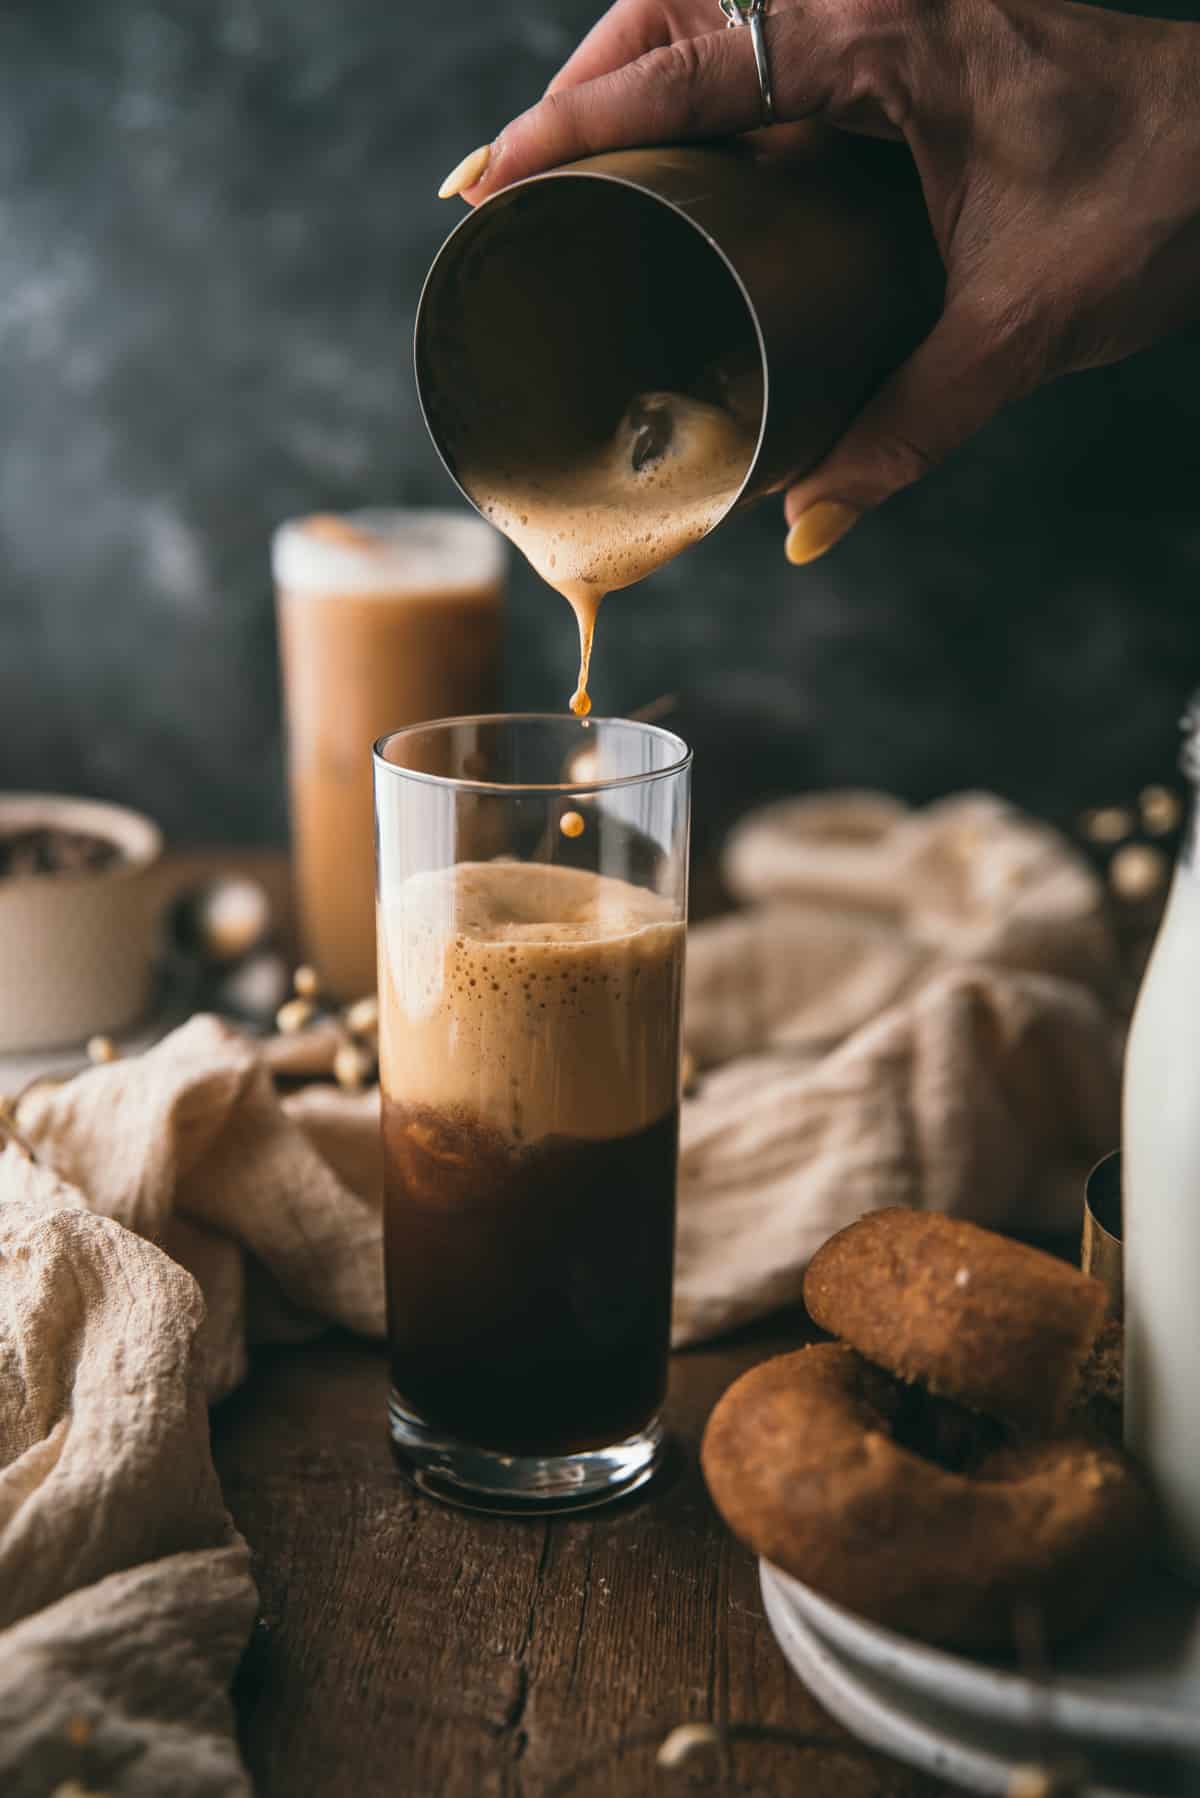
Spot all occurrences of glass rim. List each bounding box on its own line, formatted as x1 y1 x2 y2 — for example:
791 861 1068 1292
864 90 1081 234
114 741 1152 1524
373 712 692 797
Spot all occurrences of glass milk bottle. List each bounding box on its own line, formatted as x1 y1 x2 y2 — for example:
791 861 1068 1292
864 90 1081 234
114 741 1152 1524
1123 696 1200 1579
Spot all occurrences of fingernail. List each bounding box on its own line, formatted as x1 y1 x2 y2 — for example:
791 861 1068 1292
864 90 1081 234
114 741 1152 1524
438 144 491 200
785 502 861 565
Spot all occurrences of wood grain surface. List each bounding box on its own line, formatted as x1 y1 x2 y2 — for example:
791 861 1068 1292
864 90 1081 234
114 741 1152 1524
213 1320 954 1798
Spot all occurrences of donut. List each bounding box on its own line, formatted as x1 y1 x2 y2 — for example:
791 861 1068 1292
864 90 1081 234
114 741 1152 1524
803 1209 1107 1434
701 1344 1150 1648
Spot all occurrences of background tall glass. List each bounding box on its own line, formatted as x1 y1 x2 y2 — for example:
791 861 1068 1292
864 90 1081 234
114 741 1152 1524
274 509 504 1001
374 714 691 1511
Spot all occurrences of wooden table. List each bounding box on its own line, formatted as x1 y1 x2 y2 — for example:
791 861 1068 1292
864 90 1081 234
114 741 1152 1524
213 1320 953 1798
186 848 951 1794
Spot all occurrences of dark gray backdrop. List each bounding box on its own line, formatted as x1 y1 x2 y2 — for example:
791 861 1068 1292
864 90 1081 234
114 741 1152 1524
2 0 1198 861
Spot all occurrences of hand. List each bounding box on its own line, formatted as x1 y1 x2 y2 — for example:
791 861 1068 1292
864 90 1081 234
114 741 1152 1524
438 0 1200 562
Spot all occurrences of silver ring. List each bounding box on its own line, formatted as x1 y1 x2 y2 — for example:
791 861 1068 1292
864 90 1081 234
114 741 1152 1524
719 0 776 126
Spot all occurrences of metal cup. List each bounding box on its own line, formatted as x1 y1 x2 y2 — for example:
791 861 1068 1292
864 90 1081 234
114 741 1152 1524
1083 1149 1123 1318
414 127 942 532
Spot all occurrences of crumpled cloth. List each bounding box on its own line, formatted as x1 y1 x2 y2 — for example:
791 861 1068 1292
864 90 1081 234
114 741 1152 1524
0 1027 381 1796
0 790 1121 1791
674 791 1120 1341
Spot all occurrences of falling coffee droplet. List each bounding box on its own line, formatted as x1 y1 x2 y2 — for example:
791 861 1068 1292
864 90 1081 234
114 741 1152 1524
568 592 599 717
560 810 585 839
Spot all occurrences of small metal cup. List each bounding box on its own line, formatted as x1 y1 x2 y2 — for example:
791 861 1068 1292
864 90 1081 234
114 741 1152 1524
414 127 942 533
1083 1149 1123 1318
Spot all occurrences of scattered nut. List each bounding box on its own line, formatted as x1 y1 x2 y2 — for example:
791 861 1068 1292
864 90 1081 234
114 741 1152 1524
1109 842 1168 904
1080 806 1133 846
276 997 315 1036
334 1040 373 1092
1006 1764 1088 1798
64 1715 92 1747
344 995 380 1037
1007 1771 1054 1798
293 964 320 1000
559 809 586 840
86 1036 119 1065
192 876 272 963
1140 785 1183 837
681 1050 699 1096
656 1723 722 1769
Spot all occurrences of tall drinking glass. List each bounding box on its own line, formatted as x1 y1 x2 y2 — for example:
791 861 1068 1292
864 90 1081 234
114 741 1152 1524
374 715 690 1511
274 509 504 1001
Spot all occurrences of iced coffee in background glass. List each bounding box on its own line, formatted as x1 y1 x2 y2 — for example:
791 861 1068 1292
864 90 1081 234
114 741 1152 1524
273 509 504 999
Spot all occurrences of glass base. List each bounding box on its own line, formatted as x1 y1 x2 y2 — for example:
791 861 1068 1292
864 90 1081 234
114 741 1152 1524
388 1391 666 1515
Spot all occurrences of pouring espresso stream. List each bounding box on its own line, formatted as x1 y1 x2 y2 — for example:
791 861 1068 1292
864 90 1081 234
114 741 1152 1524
465 379 760 714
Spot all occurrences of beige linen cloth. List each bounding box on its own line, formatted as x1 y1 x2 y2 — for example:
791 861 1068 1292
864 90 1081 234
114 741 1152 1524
0 791 1120 1792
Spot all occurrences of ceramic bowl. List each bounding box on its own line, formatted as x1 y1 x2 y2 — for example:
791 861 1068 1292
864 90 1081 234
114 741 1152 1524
0 793 164 1054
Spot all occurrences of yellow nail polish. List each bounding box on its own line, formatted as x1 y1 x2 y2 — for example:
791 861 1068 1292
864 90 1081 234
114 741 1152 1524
785 502 861 565
438 144 492 200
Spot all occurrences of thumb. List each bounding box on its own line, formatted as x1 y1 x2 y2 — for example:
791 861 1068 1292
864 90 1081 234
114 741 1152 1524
782 299 1033 564
455 13 835 202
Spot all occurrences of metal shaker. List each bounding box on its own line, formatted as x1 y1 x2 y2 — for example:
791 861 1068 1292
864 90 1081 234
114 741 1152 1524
414 126 943 531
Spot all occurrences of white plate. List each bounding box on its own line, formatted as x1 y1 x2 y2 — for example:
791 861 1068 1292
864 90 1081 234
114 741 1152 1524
761 1566 1199 1797
762 1561 1200 1756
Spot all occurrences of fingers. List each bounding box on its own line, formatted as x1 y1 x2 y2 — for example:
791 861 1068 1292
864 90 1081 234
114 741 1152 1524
783 300 1035 563
545 2 672 97
453 11 834 202
482 34 763 197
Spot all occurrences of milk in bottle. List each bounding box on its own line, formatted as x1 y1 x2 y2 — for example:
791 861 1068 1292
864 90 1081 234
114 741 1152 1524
1123 694 1200 1578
